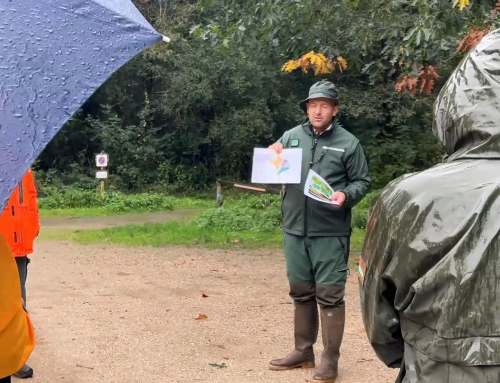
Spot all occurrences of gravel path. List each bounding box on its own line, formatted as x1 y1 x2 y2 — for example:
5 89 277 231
19 240 398 383
40 209 202 231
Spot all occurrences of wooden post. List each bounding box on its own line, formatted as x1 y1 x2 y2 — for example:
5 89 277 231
216 180 223 208
100 166 105 199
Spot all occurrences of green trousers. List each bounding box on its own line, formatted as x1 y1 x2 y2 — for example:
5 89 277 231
284 233 349 308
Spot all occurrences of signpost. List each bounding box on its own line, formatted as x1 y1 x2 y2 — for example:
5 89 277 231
95 153 109 198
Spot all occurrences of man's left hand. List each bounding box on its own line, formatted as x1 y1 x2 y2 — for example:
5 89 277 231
330 191 346 207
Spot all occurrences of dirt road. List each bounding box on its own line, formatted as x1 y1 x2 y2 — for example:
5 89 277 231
20 240 398 383
40 209 202 231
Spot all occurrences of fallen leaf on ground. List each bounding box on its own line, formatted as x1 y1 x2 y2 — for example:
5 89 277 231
175 261 186 266
196 314 208 320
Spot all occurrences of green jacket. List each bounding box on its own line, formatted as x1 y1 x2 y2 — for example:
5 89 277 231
278 120 370 237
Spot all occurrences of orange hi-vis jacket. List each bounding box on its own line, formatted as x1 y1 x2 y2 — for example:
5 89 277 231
0 231 35 377
0 170 40 257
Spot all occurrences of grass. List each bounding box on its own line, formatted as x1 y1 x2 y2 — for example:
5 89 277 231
38 191 370 265
42 219 366 255
43 222 283 249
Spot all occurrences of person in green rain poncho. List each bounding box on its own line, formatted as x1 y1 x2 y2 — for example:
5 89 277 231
360 28 500 383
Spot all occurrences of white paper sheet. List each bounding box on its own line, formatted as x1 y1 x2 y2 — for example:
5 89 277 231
304 170 340 205
251 148 302 184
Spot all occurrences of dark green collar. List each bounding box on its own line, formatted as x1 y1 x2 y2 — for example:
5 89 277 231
302 118 340 138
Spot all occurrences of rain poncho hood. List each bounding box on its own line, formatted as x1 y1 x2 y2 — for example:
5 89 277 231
360 28 500 381
433 29 500 161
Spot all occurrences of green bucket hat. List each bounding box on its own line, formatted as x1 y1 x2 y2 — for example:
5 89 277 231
299 80 338 113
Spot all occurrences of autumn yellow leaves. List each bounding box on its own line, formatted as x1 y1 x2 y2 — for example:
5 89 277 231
279 1 488 97
280 50 440 96
281 51 348 76
453 0 470 11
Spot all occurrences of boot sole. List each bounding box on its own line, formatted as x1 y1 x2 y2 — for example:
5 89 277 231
311 376 337 383
269 362 315 371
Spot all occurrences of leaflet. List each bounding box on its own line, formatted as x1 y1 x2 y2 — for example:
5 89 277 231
304 170 340 205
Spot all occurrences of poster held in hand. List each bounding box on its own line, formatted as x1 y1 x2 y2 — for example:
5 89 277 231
304 170 340 205
251 148 302 184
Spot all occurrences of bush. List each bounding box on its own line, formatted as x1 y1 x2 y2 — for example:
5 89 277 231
351 191 378 230
195 193 377 233
38 187 377 229
38 189 175 213
194 195 282 232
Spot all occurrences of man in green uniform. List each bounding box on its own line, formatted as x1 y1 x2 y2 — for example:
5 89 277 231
269 80 370 383
360 29 500 383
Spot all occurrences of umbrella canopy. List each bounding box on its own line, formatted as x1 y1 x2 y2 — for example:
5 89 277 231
0 0 166 210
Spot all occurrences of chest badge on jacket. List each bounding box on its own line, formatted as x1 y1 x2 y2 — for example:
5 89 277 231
323 146 345 153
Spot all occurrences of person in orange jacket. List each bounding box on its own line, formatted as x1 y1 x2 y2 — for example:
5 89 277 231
0 169 40 379
0 231 35 383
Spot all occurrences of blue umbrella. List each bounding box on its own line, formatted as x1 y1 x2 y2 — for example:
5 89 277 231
0 0 169 210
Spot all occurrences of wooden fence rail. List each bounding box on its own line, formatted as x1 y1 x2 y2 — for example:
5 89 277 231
216 179 282 208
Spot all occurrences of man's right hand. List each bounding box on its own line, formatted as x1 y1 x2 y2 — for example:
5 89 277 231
268 142 284 154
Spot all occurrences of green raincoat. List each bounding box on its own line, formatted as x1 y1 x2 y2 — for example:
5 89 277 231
360 28 500 383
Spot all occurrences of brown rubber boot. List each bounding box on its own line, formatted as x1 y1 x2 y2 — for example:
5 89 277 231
269 302 319 370
312 303 345 382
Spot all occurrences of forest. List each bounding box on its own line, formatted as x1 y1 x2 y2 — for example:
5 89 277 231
34 0 500 194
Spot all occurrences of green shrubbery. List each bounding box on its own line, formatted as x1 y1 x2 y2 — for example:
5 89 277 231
38 189 209 214
195 193 375 232
39 187 375 230
195 196 282 232
40 190 375 251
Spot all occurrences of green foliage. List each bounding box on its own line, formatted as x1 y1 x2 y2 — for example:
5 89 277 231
198 0 500 84
39 190 175 213
351 191 377 230
34 0 463 194
38 188 210 214
45 198 368 252
40 187 374 230
35 0 301 191
195 193 373 232
195 196 282 232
